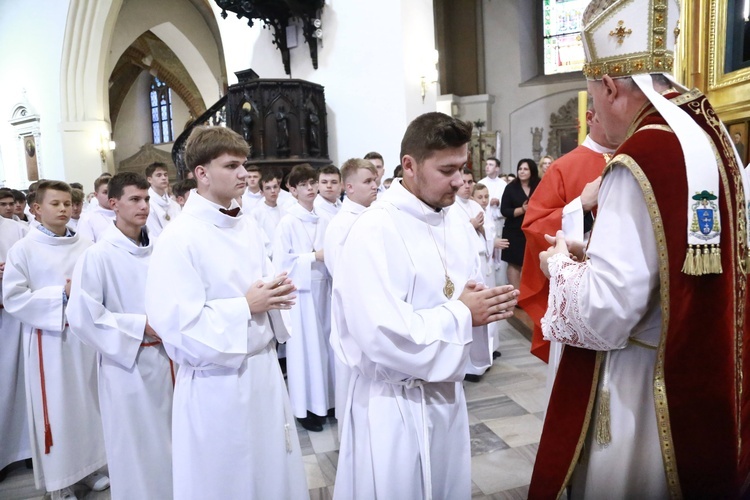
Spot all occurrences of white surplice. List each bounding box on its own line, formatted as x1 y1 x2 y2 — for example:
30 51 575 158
322 197 366 424
252 202 286 256
313 194 342 219
479 175 508 285
76 205 116 243
3 228 105 491
145 192 307 500
272 203 335 418
0 217 30 470
241 188 263 214
542 166 667 498
66 217 79 233
146 187 181 241
331 179 492 500
67 225 173 500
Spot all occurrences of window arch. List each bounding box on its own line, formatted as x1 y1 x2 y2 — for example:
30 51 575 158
150 76 174 143
542 0 590 75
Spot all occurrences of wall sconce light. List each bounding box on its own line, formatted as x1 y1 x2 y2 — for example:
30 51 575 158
420 50 440 103
97 133 116 165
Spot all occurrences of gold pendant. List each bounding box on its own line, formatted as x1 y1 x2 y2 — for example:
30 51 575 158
443 275 455 299
165 214 171 221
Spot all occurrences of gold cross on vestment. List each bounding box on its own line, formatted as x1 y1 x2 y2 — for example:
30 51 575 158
609 20 632 44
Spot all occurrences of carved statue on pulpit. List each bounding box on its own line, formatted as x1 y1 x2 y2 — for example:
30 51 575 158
531 127 544 163
276 106 290 155
308 110 320 156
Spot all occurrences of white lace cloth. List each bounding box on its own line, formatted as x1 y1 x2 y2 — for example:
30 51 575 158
542 253 619 351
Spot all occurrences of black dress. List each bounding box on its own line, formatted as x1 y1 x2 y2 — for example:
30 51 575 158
500 181 536 266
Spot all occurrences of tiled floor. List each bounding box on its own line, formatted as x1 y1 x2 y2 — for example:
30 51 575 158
0 320 547 499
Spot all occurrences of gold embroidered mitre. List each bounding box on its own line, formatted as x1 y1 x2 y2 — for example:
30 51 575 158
581 0 681 80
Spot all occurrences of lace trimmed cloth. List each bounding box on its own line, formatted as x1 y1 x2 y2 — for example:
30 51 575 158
541 253 619 351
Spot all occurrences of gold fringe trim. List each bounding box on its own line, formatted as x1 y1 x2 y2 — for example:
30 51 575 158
682 244 722 276
595 388 611 446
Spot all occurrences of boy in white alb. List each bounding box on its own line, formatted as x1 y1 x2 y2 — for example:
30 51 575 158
67 172 173 500
66 189 84 232
145 162 181 240
240 165 264 213
313 165 342 218
76 176 116 242
322 158 378 424
172 178 197 209
0 212 30 477
3 181 109 500
273 163 335 433
252 168 286 253
145 126 307 499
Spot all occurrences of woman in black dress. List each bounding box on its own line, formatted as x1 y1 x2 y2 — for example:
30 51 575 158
500 158 540 289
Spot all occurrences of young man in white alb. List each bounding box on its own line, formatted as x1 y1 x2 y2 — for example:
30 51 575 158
252 168 286 256
172 178 197 209
240 164 263 213
479 157 508 285
145 162 181 240
313 164 342 218
66 189 84 233
145 126 307 499
68 172 173 500
273 163 335 433
76 176 116 242
3 181 109 500
322 158 378 424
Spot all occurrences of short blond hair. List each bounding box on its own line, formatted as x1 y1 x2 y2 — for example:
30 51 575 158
341 158 377 183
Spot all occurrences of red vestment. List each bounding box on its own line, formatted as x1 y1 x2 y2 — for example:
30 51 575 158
529 91 750 498
519 145 608 362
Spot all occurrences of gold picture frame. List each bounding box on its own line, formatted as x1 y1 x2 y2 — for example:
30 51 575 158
707 0 750 91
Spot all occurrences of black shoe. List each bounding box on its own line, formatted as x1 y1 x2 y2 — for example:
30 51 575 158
309 411 327 425
297 416 323 432
464 374 481 383
24 459 32 469
493 351 502 359
278 357 287 375
327 408 336 418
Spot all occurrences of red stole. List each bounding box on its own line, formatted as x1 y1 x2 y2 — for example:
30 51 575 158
529 92 750 498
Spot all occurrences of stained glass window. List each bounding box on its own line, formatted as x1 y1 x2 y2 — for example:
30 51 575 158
150 77 174 144
542 0 591 75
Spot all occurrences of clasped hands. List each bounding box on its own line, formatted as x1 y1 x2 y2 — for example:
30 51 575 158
246 272 297 314
539 230 586 279
459 281 519 327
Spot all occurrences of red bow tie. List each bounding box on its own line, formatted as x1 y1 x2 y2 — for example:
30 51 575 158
219 207 241 217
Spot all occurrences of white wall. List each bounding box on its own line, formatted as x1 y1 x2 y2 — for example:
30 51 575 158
212 0 437 168
482 0 586 173
0 1 71 188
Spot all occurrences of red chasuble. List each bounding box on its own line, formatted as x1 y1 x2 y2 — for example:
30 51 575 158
519 145 609 363
529 91 750 498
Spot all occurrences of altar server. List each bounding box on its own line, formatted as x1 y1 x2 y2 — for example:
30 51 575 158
4 180 108 500
76 176 115 242
145 126 307 499
68 172 173 500
145 162 181 240
252 168 286 252
313 164 343 218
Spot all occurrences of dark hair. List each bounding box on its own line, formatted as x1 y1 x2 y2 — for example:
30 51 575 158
363 152 383 162
400 112 473 164
71 188 85 204
319 164 340 178
184 126 249 173
486 157 500 167
288 163 318 187
510 158 540 189
260 168 284 189
245 164 261 173
94 175 110 192
69 182 84 191
145 162 169 178
461 167 474 177
108 172 149 200
11 189 25 203
173 179 197 198
393 165 403 178
0 188 14 201
35 180 72 205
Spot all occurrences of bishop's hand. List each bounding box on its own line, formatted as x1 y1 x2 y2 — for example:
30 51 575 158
540 230 570 278
459 281 518 326
246 273 297 314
